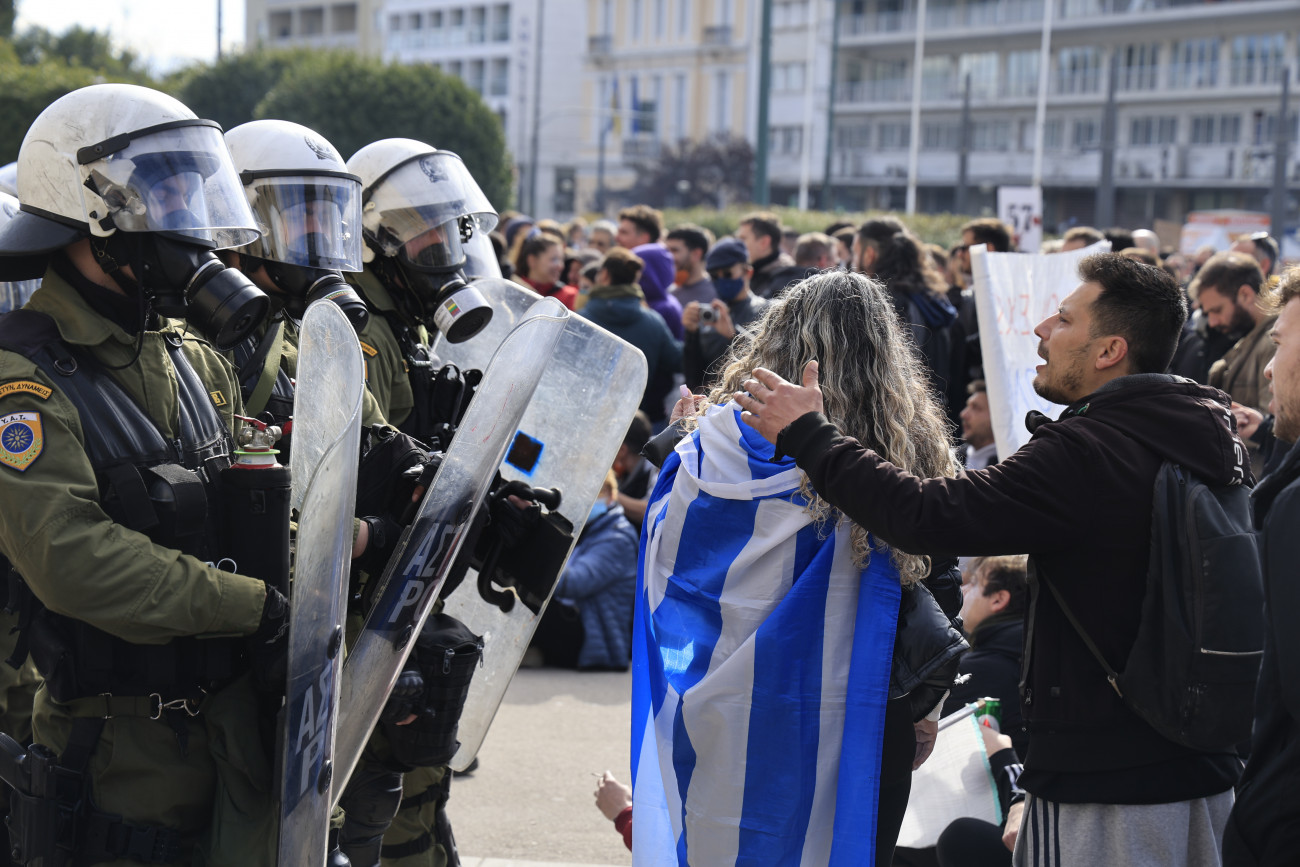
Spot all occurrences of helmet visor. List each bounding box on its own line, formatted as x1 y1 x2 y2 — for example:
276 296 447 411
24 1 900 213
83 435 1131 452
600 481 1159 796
79 124 259 249
362 152 497 257
243 175 363 271
400 219 467 271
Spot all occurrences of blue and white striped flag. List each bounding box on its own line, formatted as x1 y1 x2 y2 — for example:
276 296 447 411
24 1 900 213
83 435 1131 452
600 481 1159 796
631 402 902 866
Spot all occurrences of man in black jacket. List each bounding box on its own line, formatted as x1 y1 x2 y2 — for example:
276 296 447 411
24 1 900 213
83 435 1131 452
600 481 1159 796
736 253 1249 866
1223 265 1300 866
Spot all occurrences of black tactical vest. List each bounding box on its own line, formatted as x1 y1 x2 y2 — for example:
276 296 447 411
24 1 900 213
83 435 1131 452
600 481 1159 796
381 311 477 449
230 320 296 450
0 310 244 702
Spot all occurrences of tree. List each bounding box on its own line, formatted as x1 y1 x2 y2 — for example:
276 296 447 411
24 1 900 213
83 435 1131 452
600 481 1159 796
11 25 150 83
168 49 316 133
627 137 755 209
0 45 104 163
253 53 512 209
0 1 14 41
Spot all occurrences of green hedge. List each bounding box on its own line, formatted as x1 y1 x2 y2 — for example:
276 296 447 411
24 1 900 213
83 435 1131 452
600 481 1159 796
658 206 979 250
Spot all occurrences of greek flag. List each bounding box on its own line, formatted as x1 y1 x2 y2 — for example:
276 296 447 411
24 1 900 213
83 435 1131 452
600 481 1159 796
631 403 902 866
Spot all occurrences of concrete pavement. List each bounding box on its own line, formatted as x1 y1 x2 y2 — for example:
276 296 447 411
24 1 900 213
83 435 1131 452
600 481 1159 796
452 667 634 866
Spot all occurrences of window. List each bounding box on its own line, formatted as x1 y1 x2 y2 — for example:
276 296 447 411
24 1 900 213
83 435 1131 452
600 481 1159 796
837 123 872 149
713 71 730 133
649 74 663 136
469 7 486 43
773 1 809 27
300 7 325 35
491 5 510 41
489 58 509 96
718 0 733 26
879 122 911 150
270 10 292 38
1072 118 1100 150
1130 116 1177 146
1252 111 1300 147
1190 114 1241 145
468 59 485 94
331 3 357 34
601 0 613 35
632 0 643 40
387 13 401 32
922 122 959 151
1005 50 1039 98
770 126 803 155
1230 34 1285 86
1170 38 1219 89
1118 43 1159 91
407 12 422 30
1022 118 1063 150
1055 47 1101 94
958 52 998 99
972 119 1010 151
922 56 954 101
678 0 690 37
773 62 807 93
655 0 666 38
673 73 687 141
430 10 443 29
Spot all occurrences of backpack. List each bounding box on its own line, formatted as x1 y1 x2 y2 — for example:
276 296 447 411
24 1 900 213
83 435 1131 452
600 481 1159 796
1043 461 1264 752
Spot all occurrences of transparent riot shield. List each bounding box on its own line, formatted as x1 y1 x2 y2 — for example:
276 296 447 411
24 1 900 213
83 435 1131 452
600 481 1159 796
280 301 365 863
430 278 648 771
330 298 570 807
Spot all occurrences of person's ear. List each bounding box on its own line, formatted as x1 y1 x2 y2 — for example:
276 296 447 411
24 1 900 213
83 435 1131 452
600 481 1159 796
1238 284 1256 306
1095 335 1129 371
989 589 1011 612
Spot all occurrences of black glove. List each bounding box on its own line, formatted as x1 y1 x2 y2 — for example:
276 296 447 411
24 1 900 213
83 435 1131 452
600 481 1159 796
357 514 404 577
379 664 426 724
249 585 290 693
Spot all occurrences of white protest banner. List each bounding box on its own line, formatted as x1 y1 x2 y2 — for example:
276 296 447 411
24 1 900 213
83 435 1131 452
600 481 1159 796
896 714 1001 849
971 240 1109 457
997 186 1043 253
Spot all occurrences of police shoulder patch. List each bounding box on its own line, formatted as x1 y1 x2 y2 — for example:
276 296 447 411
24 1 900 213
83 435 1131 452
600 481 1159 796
0 381 52 401
359 341 379 357
210 390 228 407
0 411 43 472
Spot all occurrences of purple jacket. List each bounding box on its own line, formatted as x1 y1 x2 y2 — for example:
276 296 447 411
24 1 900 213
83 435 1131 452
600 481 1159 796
633 243 684 340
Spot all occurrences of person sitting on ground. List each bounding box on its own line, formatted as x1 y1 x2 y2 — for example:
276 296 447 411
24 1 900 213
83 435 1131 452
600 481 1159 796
681 238 769 391
613 410 656 531
528 471 639 670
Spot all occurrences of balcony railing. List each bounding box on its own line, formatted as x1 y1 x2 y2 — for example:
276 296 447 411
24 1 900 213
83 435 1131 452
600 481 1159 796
588 34 612 56
1226 61 1286 87
1052 68 1103 95
622 138 661 162
1168 61 1219 90
703 25 732 45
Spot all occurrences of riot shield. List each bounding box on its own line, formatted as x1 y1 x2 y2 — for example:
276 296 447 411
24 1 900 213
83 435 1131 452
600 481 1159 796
430 278 648 771
330 298 570 807
280 301 365 863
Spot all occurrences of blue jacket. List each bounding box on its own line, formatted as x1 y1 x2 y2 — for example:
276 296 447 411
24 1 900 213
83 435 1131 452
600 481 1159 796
556 503 640 669
580 287 683 422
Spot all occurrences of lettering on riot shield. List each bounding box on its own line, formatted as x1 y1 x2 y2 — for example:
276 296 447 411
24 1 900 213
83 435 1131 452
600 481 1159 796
284 663 337 812
379 517 460 631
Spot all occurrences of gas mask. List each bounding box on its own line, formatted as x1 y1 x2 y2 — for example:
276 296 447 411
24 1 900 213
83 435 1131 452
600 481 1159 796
248 251 370 333
94 230 268 351
378 215 492 344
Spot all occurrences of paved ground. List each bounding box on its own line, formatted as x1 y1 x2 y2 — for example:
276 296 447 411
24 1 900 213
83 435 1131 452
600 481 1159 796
453 667 634 866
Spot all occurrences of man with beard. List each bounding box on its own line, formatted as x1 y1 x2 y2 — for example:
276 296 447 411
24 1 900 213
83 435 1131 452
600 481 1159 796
1223 266 1300 866
736 253 1250 867
1194 252 1274 477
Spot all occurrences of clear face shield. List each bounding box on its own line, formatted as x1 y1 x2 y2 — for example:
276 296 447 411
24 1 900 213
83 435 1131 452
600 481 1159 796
77 120 259 249
242 174 364 271
363 152 499 343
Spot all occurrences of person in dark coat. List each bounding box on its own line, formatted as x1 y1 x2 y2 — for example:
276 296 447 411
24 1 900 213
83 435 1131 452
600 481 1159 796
737 253 1250 866
529 471 639 670
580 247 682 426
1224 265 1300 866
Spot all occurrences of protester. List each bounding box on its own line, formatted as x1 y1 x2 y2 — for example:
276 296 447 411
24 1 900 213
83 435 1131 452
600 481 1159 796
564 216 588 249
579 247 681 426
1223 265 1300 866
587 219 617 254
854 217 965 422
1194 251 1275 476
793 232 836 271
1060 226 1105 252
633 270 959 866
737 253 1249 867
632 242 684 339
615 204 663 249
1121 246 1159 266
664 223 716 307
594 771 634 851
736 211 804 298
833 226 856 269
512 234 579 309
934 725 1025 867
1230 232 1279 276
682 238 768 391
613 410 656 530
529 471 638 670
957 380 998 470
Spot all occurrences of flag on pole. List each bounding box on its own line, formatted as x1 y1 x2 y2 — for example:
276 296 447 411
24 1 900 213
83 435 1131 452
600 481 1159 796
631 403 902 866
630 75 641 134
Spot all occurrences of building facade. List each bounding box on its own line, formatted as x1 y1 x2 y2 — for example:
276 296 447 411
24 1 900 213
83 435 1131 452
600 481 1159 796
245 0 385 53
828 0 1300 229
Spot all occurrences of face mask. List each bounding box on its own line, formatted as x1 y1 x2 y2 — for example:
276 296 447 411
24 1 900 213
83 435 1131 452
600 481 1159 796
250 256 370 334
714 277 745 301
588 499 610 524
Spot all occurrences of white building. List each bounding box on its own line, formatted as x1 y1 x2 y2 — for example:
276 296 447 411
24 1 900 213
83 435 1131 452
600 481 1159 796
827 0 1300 228
245 0 385 53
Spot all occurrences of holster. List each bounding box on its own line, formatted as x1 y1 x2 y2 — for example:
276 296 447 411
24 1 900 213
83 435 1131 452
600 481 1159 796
381 615 482 771
0 734 78 866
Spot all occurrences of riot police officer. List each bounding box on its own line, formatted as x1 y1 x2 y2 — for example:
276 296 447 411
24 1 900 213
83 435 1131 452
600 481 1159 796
343 139 502 867
0 83 288 866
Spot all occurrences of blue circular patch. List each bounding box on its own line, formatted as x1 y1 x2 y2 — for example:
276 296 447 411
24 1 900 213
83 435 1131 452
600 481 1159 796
2 423 32 454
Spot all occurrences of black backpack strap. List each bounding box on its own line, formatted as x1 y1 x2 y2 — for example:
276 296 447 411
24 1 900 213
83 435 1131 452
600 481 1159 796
1038 570 1124 698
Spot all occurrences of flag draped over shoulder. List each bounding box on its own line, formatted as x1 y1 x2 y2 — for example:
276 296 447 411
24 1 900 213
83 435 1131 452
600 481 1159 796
631 402 902 867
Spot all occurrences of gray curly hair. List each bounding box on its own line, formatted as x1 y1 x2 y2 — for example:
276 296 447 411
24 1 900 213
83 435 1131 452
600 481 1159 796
696 269 957 585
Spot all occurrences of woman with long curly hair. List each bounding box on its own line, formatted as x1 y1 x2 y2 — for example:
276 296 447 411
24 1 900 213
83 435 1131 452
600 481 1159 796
631 270 958 866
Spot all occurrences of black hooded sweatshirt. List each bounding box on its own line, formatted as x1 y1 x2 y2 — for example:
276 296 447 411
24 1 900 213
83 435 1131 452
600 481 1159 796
780 373 1250 805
